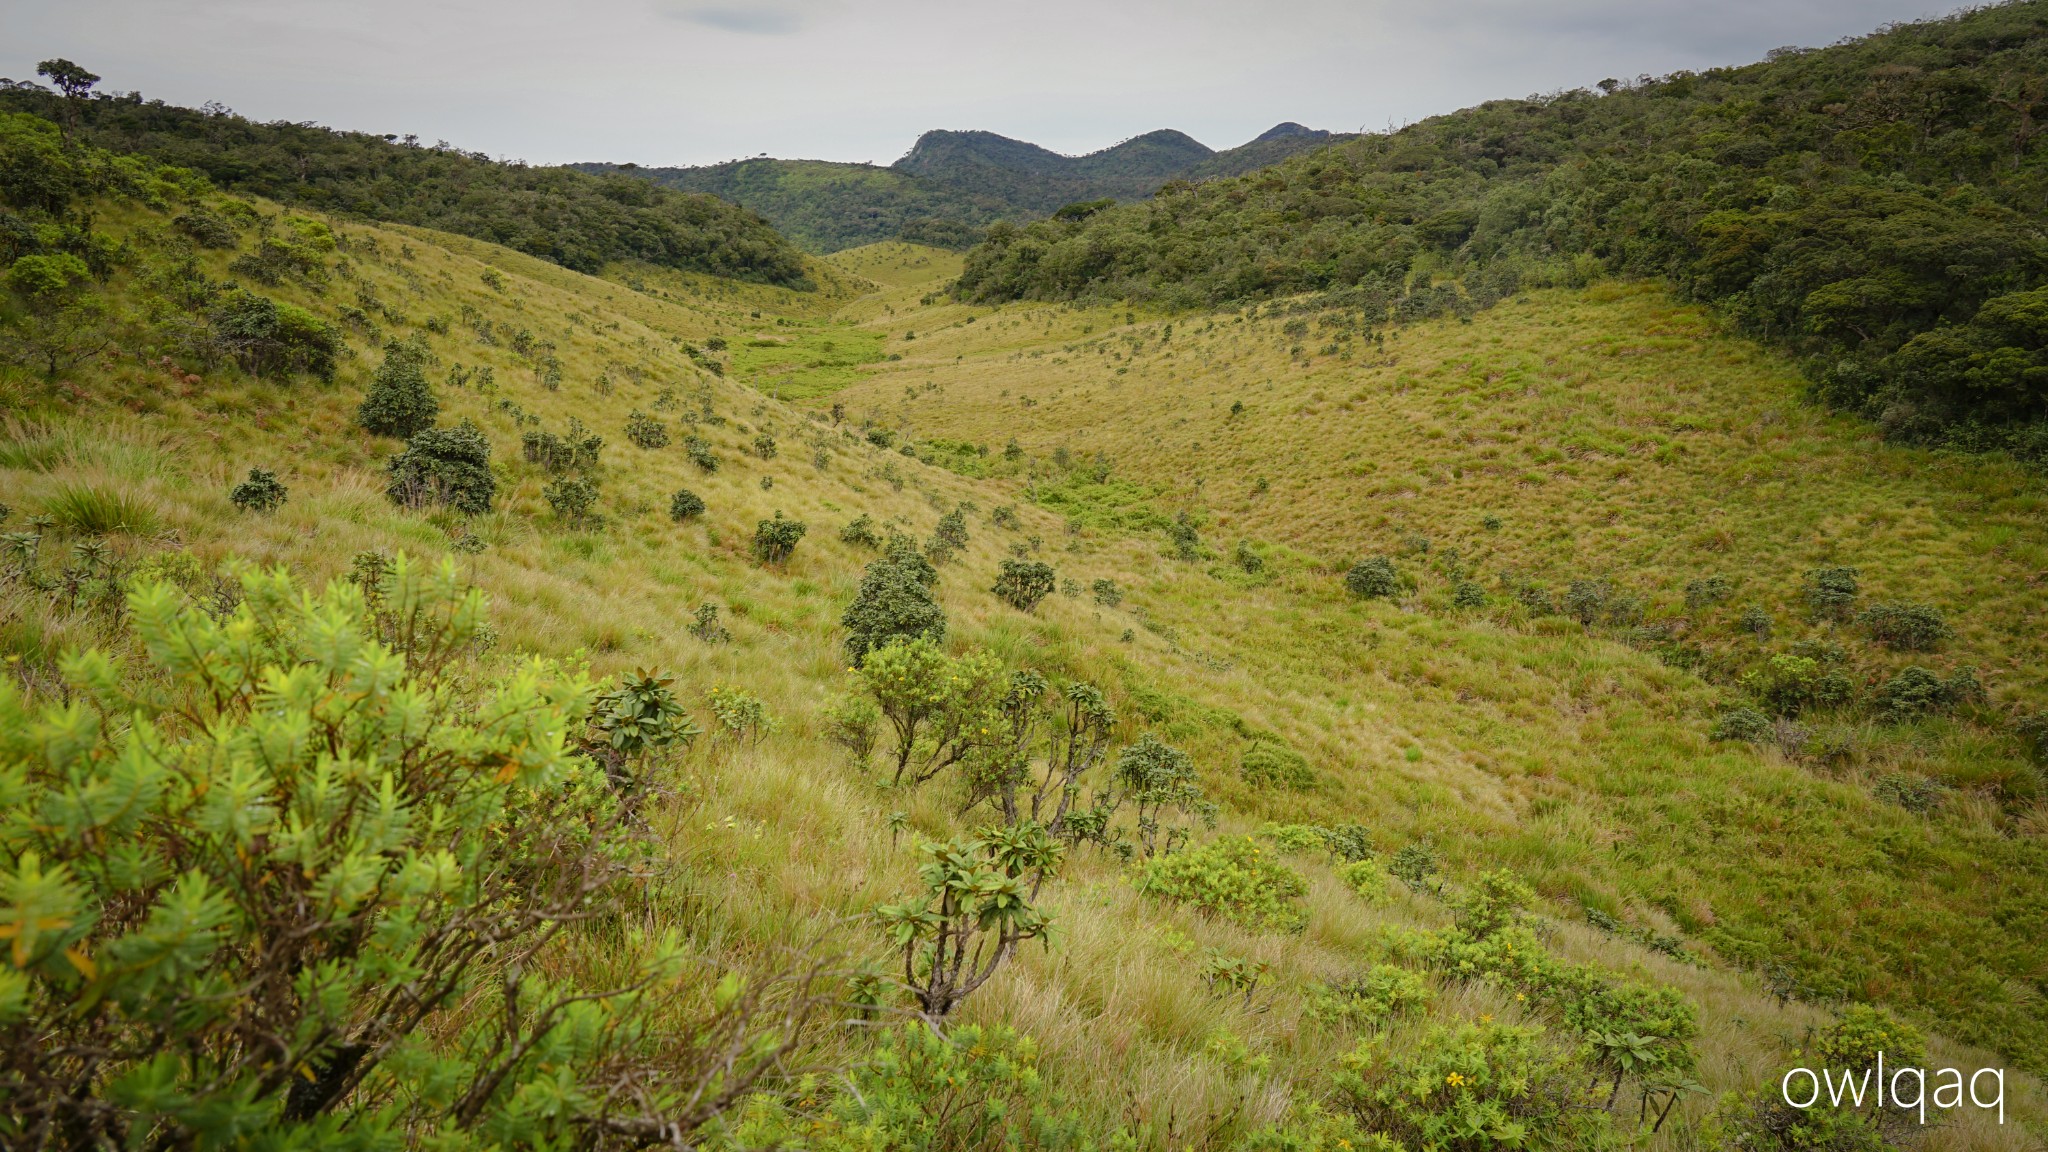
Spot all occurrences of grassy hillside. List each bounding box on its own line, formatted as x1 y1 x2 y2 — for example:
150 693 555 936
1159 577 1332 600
585 125 1350 253
821 257 2048 1067
956 1 2048 460
3 114 2046 1151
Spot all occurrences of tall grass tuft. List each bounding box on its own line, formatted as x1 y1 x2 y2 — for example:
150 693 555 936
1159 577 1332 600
0 418 170 481
42 483 162 536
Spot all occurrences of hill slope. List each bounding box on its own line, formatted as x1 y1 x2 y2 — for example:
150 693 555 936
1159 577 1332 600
580 123 1350 253
0 79 813 286
954 1 2048 459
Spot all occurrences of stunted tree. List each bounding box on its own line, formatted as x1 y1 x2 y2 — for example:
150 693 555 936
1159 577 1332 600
842 536 946 665
878 822 1064 1017
358 339 439 439
855 637 1004 787
3 252 107 375
966 678 1117 835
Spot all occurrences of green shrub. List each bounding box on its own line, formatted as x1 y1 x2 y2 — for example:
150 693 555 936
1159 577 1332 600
685 435 719 472
1333 1022 1616 1152
1804 566 1860 620
1815 1005 1926 1070
172 205 237 247
1562 579 1609 626
1340 858 1390 903
1738 605 1774 639
584 668 700 783
992 559 1056 612
521 420 603 473
1741 654 1854 717
1858 602 1952 651
1091 577 1122 607
669 488 706 522
1310 964 1434 1026
1240 740 1316 791
752 512 806 564
1166 512 1203 560
1345 556 1399 599
0 558 803 1146
1684 575 1732 611
688 601 731 644
855 638 1005 787
1234 539 1264 574
926 506 971 564
543 474 600 528
1135 836 1309 933
1874 665 1982 719
1452 580 1488 608
1711 706 1772 742
386 419 494 515
1451 870 1537 940
227 466 286 512
1872 771 1949 813
839 512 882 548
625 409 670 449
752 432 777 459
1388 838 1442 890
41 481 159 535
209 289 340 381
357 340 439 439
842 545 946 665
706 684 775 746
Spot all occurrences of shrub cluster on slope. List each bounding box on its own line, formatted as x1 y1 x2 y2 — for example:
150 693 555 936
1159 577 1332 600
957 1 2048 456
0 73 813 286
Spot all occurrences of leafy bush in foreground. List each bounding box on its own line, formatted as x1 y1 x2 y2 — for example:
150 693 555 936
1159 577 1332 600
1135 836 1308 933
1333 1021 1617 1152
0 557 812 1147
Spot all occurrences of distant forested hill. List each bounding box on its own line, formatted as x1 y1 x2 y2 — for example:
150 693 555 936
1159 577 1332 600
957 1 2048 460
0 82 814 287
577 123 1346 252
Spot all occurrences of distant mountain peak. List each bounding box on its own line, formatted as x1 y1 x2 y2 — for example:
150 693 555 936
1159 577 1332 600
1252 122 1330 143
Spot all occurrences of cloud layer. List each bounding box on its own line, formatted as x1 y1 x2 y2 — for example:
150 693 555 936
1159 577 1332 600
3 0 1949 167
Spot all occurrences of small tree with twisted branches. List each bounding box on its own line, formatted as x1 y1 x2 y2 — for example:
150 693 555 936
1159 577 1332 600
878 822 1064 1017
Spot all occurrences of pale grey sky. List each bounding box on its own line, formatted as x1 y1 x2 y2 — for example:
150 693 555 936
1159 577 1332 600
2 0 1951 167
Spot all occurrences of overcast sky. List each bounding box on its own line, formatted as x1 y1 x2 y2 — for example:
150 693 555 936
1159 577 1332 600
4 0 1950 168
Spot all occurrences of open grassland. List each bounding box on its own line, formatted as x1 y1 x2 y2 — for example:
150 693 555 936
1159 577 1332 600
5 206 2046 1148
816 248 2048 1067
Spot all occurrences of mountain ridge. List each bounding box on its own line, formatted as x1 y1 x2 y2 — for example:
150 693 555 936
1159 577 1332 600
575 121 1349 252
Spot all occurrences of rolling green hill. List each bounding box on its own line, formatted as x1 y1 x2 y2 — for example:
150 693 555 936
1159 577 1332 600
0 78 812 286
955 1 2048 461
578 123 1349 253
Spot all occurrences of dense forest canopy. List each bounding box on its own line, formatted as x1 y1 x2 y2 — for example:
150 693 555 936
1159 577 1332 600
0 78 814 287
957 2 2048 458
